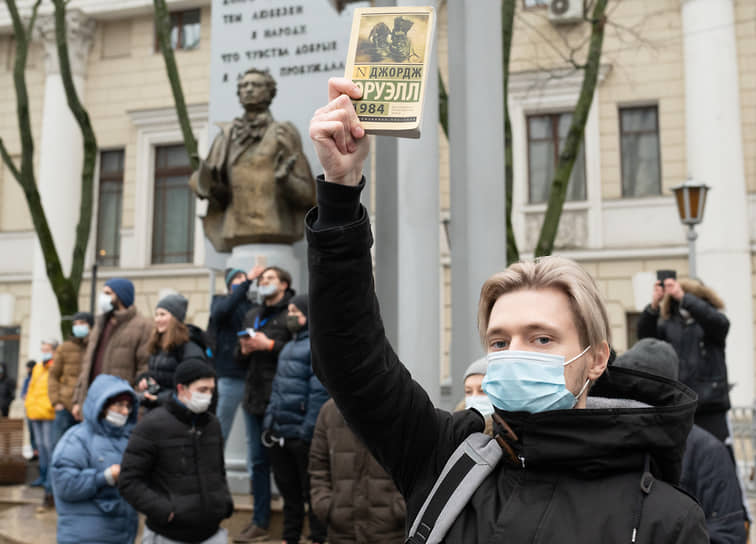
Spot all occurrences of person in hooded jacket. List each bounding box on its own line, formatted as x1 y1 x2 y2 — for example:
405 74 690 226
0 362 15 417
638 276 732 443
262 294 330 544
234 266 296 543
305 78 707 544
50 374 139 544
136 293 208 410
614 338 748 544
49 311 93 446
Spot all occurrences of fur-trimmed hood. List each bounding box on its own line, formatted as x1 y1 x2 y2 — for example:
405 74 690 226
661 279 724 319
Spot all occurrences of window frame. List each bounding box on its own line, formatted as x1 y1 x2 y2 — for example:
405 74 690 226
523 0 549 8
618 104 662 198
95 149 125 267
154 8 201 52
525 111 587 205
151 144 195 265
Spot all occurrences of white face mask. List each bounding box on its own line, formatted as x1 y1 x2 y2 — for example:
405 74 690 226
105 410 128 427
186 391 212 414
257 283 278 298
98 293 114 314
465 395 494 417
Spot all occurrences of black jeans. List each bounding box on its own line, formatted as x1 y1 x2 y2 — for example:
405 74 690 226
269 438 327 544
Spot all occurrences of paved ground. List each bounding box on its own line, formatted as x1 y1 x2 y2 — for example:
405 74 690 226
0 484 287 544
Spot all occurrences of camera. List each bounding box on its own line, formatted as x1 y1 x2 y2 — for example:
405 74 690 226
146 377 160 395
656 269 676 285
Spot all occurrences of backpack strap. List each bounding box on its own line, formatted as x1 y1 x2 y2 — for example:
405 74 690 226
406 432 502 544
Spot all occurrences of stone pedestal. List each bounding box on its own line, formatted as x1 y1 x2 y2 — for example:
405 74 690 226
222 242 302 493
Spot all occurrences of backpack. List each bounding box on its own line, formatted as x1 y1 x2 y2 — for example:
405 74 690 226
405 432 503 544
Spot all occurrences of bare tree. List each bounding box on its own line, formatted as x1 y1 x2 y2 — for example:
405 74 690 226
153 0 199 170
534 0 608 257
0 0 98 337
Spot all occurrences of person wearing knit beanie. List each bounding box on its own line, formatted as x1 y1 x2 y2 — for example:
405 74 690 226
613 338 679 381
156 294 188 324
105 278 135 309
174 360 216 387
225 268 247 289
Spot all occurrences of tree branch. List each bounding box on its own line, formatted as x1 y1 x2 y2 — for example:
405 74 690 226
0 139 21 183
534 0 608 257
154 0 199 170
502 0 519 263
51 0 98 289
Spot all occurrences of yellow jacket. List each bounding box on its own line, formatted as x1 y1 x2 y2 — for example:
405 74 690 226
24 361 54 420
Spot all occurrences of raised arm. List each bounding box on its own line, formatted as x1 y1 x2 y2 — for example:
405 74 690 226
307 79 480 497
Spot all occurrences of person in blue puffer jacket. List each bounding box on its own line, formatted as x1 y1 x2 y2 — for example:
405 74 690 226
50 374 139 544
262 294 330 544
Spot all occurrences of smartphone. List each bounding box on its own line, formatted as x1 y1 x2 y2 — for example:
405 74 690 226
237 328 256 338
656 269 676 284
255 255 267 268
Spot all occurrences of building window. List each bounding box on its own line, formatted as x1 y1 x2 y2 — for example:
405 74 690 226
0 326 20 385
527 112 587 204
96 150 124 266
152 145 195 264
626 311 642 349
156 9 201 52
523 0 549 7
620 105 661 198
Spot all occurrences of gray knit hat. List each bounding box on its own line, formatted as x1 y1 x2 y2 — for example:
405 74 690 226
613 338 679 381
463 357 488 381
289 294 309 320
156 293 188 323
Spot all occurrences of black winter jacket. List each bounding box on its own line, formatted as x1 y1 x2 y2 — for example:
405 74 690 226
638 292 731 412
680 425 747 544
0 363 15 415
306 178 707 544
238 292 294 415
118 397 233 542
141 326 208 409
208 279 256 380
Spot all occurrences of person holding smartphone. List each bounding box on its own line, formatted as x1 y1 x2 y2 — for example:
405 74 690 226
638 270 732 443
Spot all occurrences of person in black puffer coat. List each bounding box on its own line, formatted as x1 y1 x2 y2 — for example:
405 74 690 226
638 277 732 442
614 338 748 544
306 83 706 544
119 360 233 543
136 294 208 410
262 294 330 544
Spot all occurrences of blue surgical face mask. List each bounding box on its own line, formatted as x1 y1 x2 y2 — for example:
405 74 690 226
482 346 591 413
41 352 53 362
465 395 494 418
257 283 277 297
72 324 89 338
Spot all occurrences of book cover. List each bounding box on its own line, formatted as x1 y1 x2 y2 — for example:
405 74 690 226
344 6 435 138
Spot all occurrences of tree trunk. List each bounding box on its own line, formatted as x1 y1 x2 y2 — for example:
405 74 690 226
154 0 199 170
534 0 608 257
52 0 98 329
501 0 518 264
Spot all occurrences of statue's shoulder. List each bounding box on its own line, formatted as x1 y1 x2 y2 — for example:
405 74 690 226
271 120 303 144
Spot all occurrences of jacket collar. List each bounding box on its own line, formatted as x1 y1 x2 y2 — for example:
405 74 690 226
166 394 210 426
491 366 696 483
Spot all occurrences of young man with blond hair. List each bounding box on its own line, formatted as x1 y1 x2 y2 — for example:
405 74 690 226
304 78 707 543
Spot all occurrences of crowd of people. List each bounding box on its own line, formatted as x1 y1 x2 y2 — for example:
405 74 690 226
0 79 751 543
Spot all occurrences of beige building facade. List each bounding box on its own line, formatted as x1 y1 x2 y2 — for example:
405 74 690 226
0 0 754 415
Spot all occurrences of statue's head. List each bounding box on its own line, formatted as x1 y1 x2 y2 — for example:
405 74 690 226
237 68 277 110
